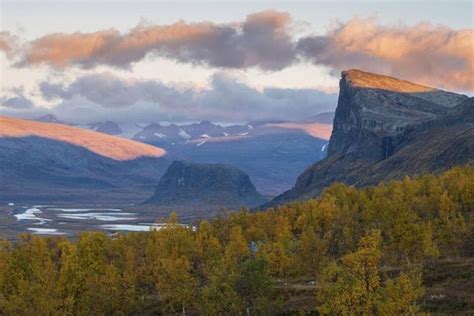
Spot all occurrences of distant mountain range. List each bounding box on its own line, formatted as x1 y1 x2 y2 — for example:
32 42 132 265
31 112 334 196
270 69 473 205
0 111 333 205
36 112 333 143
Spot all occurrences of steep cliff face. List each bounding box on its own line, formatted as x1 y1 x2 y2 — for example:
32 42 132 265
146 160 267 209
271 70 472 204
328 69 466 161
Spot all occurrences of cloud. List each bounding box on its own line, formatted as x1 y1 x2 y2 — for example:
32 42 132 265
41 74 144 107
39 72 337 123
0 91 48 121
19 10 296 70
0 32 16 55
6 13 473 92
297 17 474 91
0 94 34 109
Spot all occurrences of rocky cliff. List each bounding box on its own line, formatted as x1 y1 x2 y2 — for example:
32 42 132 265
271 70 472 204
146 160 267 209
328 69 466 161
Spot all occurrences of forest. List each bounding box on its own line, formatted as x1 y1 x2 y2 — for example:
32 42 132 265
0 165 473 315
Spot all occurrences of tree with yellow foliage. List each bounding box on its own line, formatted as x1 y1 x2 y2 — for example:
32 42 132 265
317 230 424 314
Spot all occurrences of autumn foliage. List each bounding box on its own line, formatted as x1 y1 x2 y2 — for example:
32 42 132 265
0 165 472 314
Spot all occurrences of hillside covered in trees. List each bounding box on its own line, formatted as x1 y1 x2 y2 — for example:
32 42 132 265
1 166 473 314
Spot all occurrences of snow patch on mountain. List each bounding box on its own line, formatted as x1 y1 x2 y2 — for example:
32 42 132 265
179 129 191 139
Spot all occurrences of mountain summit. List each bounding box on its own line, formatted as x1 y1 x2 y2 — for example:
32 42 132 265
328 69 466 161
270 70 472 204
342 69 435 93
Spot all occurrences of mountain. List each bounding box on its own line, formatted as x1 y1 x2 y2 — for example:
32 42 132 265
133 123 191 146
4 114 333 199
132 118 332 196
0 116 168 203
168 130 327 196
89 121 123 135
35 114 63 124
182 121 226 138
35 116 137 138
271 69 472 204
146 160 267 210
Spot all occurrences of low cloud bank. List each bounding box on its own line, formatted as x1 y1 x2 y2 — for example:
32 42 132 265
38 72 337 123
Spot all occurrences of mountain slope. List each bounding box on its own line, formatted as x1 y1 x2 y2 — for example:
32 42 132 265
0 117 168 203
1 116 165 160
272 70 472 204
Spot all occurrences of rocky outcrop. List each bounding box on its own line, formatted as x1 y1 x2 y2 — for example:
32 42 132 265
146 160 267 209
270 70 472 204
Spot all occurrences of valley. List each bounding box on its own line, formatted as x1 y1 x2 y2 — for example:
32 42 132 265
1 69 472 238
0 203 199 240
1 2 473 314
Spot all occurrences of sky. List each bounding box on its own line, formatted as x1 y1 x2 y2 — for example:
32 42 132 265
1 0 473 124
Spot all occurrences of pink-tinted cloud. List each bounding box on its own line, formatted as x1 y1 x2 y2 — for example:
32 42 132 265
19 10 296 70
297 17 474 91
7 13 474 92
0 32 16 55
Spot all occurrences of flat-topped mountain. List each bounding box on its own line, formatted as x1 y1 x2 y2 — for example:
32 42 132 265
271 70 472 204
146 160 267 209
328 69 467 161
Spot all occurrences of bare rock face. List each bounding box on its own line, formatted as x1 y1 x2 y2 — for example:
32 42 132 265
269 70 472 205
328 69 467 161
146 160 267 209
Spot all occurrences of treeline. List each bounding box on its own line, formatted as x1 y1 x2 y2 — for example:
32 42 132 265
0 166 473 315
